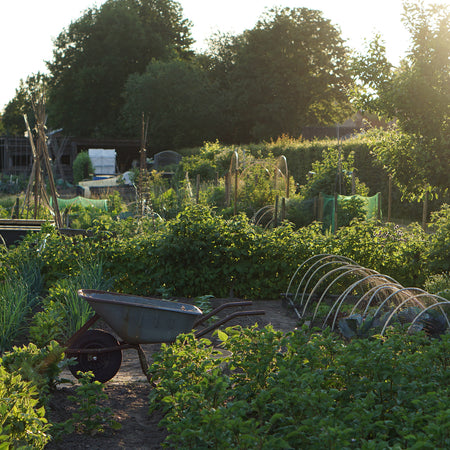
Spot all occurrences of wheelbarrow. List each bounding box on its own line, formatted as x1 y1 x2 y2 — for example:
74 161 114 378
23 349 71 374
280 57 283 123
65 289 265 383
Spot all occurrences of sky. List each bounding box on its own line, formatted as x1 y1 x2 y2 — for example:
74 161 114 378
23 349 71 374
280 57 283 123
0 0 437 111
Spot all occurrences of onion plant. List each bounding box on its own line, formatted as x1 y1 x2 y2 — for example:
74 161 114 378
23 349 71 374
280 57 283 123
0 257 43 353
31 259 114 344
64 259 114 335
0 278 34 353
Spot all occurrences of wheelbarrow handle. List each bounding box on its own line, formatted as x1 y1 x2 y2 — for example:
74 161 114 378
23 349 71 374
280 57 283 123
194 310 265 338
194 301 253 327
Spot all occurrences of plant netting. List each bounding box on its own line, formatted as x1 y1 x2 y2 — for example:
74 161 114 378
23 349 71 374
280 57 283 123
50 196 108 211
322 193 380 231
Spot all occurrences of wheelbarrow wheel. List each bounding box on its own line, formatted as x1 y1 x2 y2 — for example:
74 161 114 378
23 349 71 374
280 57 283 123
68 329 122 383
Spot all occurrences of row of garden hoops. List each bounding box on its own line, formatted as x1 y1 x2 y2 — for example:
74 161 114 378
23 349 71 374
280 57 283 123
284 254 450 337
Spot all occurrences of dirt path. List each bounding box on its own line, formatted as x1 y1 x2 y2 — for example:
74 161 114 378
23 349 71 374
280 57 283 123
48 299 299 449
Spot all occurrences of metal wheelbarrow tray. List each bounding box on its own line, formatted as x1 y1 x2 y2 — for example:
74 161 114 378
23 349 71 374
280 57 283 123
65 289 265 383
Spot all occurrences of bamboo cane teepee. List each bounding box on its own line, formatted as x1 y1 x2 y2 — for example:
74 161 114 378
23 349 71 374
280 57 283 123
22 92 63 228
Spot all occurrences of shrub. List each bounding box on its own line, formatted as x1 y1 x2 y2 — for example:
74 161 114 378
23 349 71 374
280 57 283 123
427 203 450 274
424 273 450 301
72 151 94 184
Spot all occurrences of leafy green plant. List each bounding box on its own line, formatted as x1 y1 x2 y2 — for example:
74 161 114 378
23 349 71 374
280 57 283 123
424 273 450 301
0 341 65 402
0 278 30 352
0 200 441 304
337 196 366 227
155 284 175 299
29 301 66 348
427 203 450 274
0 366 51 449
298 148 368 199
52 371 120 437
2 223 97 291
149 327 450 449
193 294 215 315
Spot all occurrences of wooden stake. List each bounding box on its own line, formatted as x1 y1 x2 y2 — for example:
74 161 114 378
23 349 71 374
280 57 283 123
422 190 428 231
318 193 324 223
274 195 279 227
388 175 392 222
23 114 51 219
334 192 338 233
234 169 238 216
286 168 290 199
196 174 200 204
225 172 230 206
34 98 63 228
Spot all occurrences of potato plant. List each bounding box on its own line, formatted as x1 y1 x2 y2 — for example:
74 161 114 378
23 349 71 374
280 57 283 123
149 327 450 449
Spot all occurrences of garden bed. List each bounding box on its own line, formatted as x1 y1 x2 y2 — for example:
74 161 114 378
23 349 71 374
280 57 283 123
45 298 298 448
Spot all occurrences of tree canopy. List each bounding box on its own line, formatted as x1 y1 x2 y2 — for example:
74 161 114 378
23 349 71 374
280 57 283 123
0 74 48 135
351 2 449 198
122 59 222 149
205 7 352 143
46 0 193 137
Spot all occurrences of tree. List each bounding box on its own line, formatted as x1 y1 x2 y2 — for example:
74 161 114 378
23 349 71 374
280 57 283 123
299 148 368 199
0 74 48 135
205 7 352 143
351 2 449 198
46 0 193 137
122 59 222 150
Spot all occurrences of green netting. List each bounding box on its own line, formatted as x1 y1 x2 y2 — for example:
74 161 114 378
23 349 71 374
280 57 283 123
322 192 381 231
50 196 108 211
340 193 380 220
286 193 381 231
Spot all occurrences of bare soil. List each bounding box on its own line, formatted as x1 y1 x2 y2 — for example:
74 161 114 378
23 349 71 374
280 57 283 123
45 298 299 449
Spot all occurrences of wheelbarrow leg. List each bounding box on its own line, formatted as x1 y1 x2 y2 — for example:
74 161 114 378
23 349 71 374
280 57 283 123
135 344 156 386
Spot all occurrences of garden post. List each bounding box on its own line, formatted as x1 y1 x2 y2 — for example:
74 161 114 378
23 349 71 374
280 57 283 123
377 193 381 220
234 168 238 216
388 175 392 222
422 190 428 231
286 168 290 198
334 192 338 233
225 172 230 206
318 193 324 222
274 195 279 227
196 174 200 204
